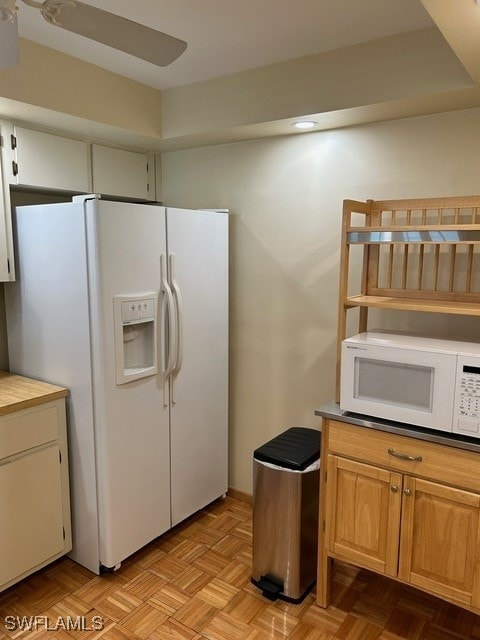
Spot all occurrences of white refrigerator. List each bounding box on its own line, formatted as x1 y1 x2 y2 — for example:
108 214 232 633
5 195 228 574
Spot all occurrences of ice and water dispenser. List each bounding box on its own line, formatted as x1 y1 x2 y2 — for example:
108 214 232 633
114 293 158 385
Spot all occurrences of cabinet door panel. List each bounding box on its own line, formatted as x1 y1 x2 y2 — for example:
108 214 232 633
0 445 64 586
0 122 13 281
92 145 151 200
399 477 480 606
14 127 89 192
325 455 402 576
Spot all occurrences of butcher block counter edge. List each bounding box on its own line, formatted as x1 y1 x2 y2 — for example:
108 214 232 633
0 371 68 416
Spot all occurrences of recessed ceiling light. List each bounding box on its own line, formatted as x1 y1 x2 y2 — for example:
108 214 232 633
291 120 318 130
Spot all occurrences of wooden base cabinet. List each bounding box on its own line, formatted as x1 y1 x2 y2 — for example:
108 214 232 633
398 478 480 608
319 418 480 613
0 375 71 593
325 456 402 577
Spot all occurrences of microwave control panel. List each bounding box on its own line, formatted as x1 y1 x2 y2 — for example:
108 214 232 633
453 360 480 435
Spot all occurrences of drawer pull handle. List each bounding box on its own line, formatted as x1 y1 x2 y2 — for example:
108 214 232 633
390 485 399 493
387 448 422 463
403 488 412 496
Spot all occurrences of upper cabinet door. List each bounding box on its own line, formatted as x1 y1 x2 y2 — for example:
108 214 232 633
0 122 15 281
13 127 89 192
91 144 154 201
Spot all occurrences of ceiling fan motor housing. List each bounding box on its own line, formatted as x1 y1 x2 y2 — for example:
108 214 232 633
0 0 17 23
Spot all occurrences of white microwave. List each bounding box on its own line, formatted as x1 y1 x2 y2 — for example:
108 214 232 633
340 331 480 437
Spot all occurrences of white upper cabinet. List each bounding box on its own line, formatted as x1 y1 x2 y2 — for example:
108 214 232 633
91 144 154 201
0 122 15 281
155 153 162 203
12 127 89 193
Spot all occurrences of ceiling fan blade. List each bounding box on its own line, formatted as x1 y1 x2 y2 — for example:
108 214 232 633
0 16 19 67
42 0 187 67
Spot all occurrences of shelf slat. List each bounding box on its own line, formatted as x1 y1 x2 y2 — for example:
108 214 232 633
347 227 480 244
345 295 480 316
349 225 480 232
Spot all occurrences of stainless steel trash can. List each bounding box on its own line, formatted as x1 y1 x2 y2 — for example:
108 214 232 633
252 427 320 603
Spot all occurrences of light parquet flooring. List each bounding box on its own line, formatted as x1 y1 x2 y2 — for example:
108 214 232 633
1 497 479 640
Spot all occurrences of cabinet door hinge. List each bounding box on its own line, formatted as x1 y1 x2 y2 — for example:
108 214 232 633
59 450 62 464
62 527 66 540
146 183 150 192
7 258 10 274
10 134 16 150
12 161 18 176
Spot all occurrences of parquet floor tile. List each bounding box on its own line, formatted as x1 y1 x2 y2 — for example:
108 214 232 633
301 602 346 635
381 608 427 640
146 586 189 616
2 497 480 639
200 611 252 640
171 596 217 633
94 589 143 623
222 591 266 624
288 621 333 640
196 579 239 609
170 568 211 598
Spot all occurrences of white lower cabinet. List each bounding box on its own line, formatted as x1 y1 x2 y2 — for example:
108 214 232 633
0 397 71 592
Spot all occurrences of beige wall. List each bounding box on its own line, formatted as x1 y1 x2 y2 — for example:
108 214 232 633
161 28 472 139
0 40 162 138
162 107 480 494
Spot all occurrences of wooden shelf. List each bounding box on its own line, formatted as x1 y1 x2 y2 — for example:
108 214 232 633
345 295 480 316
347 226 480 245
335 195 480 400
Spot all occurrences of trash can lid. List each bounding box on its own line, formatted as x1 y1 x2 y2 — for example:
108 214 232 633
253 427 321 471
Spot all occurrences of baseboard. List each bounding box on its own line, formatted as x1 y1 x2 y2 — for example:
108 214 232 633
227 487 252 504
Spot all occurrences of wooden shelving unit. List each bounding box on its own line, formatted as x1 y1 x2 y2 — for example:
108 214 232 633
336 195 480 399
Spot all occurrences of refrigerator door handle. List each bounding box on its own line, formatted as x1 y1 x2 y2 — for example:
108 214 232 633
169 254 184 405
161 253 176 407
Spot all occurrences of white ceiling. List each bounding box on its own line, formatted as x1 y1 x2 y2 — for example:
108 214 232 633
16 0 434 90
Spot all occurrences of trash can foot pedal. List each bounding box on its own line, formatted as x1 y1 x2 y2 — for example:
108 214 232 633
252 575 284 600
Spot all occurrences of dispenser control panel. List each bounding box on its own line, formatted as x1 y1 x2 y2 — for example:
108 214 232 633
121 298 155 323
114 293 158 385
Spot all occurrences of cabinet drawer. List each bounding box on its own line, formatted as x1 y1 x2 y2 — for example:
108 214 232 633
0 403 59 460
328 421 480 492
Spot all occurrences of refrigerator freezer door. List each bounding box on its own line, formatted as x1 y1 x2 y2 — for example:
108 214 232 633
167 208 229 526
85 200 171 569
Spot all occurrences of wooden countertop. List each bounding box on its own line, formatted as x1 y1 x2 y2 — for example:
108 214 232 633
0 371 68 416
